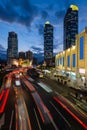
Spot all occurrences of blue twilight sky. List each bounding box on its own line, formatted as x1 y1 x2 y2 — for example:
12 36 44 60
0 0 87 56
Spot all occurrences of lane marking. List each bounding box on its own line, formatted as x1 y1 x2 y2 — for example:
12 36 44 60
9 110 14 130
55 92 87 120
53 97 87 130
49 101 71 129
15 103 18 130
46 110 59 130
16 95 32 130
34 108 42 130
22 96 32 130
37 82 52 93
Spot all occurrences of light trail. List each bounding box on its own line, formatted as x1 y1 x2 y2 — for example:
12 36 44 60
34 108 42 130
0 89 10 113
37 82 53 93
53 97 87 130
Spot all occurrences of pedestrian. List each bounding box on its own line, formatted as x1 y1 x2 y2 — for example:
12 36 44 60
84 83 86 87
75 92 78 99
79 94 83 101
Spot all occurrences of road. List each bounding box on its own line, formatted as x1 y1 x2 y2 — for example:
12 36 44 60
21 75 87 130
0 87 16 130
0 69 87 130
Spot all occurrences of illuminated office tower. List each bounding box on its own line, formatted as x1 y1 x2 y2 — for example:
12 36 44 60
7 32 18 65
44 21 53 65
64 5 78 50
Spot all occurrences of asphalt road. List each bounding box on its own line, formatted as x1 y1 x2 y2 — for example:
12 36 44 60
21 80 56 130
24 76 87 130
0 87 16 130
0 71 87 130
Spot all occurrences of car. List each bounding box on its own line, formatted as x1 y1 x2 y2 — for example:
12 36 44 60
14 80 21 87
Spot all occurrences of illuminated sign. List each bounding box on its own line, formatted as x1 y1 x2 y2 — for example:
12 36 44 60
70 5 78 11
45 21 50 24
79 68 85 74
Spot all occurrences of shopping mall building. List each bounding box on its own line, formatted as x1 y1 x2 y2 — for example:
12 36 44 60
55 27 87 81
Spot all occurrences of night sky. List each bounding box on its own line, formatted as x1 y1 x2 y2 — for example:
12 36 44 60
0 0 87 56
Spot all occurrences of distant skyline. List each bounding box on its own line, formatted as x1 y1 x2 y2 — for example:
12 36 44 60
0 0 87 56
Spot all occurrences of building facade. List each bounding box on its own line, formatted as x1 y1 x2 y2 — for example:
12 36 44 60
7 32 18 65
26 50 33 61
19 51 25 60
64 5 78 50
44 21 53 66
56 27 87 81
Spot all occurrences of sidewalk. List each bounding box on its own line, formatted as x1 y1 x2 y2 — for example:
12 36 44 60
68 92 87 113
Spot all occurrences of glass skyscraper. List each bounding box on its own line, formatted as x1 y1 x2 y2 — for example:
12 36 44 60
7 32 18 65
44 21 53 63
64 5 78 50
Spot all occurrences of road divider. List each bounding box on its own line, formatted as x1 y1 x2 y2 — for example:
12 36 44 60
32 91 58 129
53 96 87 130
37 82 53 93
34 108 42 130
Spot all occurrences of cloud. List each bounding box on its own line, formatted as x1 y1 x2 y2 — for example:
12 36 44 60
31 46 43 53
0 0 39 27
33 52 44 62
55 10 65 20
54 44 63 53
36 24 44 35
41 10 48 19
0 44 5 50
47 4 54 11
53 38 63 53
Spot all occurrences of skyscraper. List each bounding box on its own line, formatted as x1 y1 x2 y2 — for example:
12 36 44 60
19 51 25 60
64 4 78 50
26 50 33 61
7 32 18 65
44 21 53 65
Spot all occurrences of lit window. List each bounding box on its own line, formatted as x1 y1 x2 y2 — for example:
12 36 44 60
80 37 84 59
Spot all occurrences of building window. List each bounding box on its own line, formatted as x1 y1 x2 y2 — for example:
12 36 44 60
72 54 76 67
63 57 64 66
67 55 70 67
80 36 84 59
57 59 59 66
60 58 62 65
59 58 60 65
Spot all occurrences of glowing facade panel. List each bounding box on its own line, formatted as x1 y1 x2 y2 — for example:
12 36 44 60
70 5 78 11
